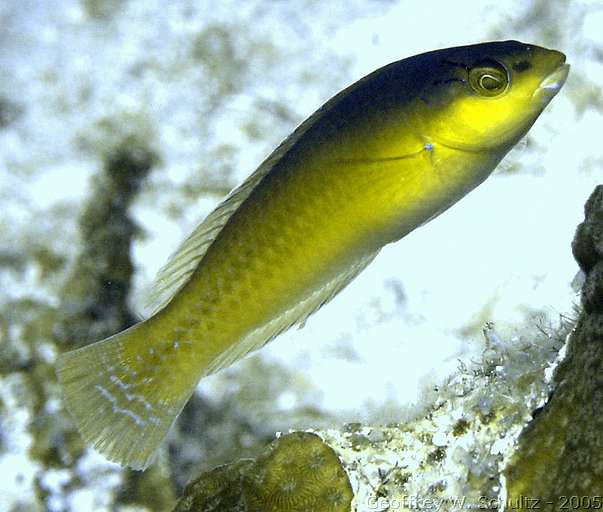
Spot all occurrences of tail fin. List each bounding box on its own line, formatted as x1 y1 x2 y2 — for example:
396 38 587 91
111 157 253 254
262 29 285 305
56 322 196 470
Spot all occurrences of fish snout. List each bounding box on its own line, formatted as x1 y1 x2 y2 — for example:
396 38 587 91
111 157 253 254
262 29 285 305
532 49 570 101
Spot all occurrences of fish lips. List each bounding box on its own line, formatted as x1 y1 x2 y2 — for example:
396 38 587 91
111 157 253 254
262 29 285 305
533 62 570 100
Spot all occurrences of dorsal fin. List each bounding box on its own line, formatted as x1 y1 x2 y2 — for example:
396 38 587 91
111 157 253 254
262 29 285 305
145 133 307 315
145 160 271 315
203 250 380 376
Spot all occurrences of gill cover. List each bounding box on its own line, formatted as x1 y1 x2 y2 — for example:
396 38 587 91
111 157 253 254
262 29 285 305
410 40 569 151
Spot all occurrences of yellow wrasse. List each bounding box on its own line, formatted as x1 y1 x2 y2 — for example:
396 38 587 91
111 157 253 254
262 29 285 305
57 40 569 469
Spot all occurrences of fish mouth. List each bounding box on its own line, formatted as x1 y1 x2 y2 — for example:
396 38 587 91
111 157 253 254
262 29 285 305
535 62 570 97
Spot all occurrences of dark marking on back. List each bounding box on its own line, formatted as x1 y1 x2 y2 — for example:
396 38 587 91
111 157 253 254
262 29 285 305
432 77 467 87
512 60 532 72
441 59 470 71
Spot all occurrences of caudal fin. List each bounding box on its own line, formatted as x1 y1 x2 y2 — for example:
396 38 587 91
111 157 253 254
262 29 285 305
56 322 197 470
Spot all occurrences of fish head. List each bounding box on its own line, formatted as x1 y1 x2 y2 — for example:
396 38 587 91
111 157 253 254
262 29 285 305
412 40 569 152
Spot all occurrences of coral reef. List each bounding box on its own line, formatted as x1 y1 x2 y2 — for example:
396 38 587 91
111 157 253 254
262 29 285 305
174 318 570 511
175 432 353 512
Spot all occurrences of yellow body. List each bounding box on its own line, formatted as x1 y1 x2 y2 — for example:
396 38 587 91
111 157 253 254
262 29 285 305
57 41 569 469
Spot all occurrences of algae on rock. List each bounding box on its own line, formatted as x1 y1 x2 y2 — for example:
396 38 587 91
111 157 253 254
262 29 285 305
504 185 603 503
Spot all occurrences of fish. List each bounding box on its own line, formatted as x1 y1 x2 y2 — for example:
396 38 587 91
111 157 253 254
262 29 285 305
56 40 570 470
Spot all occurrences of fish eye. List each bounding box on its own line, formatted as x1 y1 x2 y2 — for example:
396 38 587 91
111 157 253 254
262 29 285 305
468 59 509 97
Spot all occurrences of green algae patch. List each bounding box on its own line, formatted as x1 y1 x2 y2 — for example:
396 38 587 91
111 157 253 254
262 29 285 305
504 185 603 503
174 432 353 512
174 460 255 512
452 418 470 437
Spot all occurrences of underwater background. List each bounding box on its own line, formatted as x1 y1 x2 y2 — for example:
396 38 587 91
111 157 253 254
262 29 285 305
0 0 601 510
